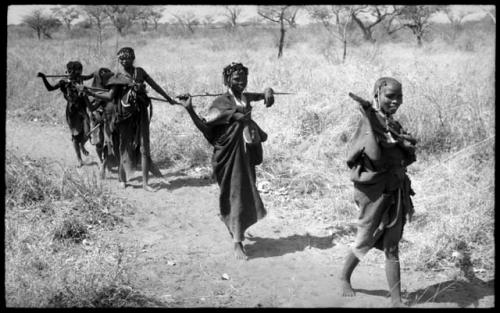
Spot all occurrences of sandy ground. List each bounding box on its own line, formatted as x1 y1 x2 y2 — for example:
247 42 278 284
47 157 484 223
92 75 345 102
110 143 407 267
6 118 494 308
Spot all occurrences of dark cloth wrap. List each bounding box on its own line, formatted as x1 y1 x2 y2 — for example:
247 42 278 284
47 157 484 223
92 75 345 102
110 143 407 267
347 103 416 259
201 92 268 242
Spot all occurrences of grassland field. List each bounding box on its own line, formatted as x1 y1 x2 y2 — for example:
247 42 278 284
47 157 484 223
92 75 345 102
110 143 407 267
5 22 495 306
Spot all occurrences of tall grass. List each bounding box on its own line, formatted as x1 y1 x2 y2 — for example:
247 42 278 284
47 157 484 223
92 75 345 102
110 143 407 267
7 22 495 279
4 151 165 307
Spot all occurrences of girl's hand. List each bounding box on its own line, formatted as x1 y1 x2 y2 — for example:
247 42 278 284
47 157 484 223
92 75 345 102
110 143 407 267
37 72 46 78
177 94 192 109
264 87 274 107
169 98 181 106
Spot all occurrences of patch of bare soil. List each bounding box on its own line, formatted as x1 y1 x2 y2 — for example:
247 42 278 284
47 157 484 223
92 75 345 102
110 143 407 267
6 119 494 308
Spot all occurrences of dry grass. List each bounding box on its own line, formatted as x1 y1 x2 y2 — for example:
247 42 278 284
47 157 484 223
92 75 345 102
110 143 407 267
6 22 495 305
4 151 164 307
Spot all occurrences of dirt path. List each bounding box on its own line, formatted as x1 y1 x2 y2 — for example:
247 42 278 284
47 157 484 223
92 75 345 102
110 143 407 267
6 119 494 308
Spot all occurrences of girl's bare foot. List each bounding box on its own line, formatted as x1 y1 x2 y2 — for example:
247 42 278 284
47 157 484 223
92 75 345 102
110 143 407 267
119 182 126 189
234 242 248 260
340 279 356 297
143 184 155 192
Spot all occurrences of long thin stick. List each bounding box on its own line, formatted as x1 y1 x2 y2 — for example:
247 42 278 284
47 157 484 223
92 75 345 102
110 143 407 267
42 74 92 78
175 91 296 98
85 122 102 137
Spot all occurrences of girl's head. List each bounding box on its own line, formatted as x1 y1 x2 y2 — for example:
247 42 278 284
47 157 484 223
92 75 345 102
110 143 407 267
223 62 248 94
117 47 135 68
98 67 114 86
373 77 403 116
66 61 83 79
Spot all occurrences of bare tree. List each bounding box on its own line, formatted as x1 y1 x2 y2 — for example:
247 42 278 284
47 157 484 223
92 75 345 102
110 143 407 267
350 5 395 42
81 6 108 51
50 5 80 32
149 7 164 31
202 14 215 27
102 5 145 36
172 11 199 34
257 5 299 58
383 5 405 35
136 6 164 32
307 5 355 63
395 5 440 46
286 6 300 28
22 9 62 40
223 6 242 30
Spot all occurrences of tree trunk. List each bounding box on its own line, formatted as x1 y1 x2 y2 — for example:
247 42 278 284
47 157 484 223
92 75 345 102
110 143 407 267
98 27 103 54
36 28 41 40
353 15 373 42
342 39 347 62
417 34 422 46
278 19 285 58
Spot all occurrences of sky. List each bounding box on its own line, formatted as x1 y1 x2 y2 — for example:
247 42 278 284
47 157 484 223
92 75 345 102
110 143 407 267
7 4 493 26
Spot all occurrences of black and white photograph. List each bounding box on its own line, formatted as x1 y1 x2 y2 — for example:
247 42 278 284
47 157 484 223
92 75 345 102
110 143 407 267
4 4 495 308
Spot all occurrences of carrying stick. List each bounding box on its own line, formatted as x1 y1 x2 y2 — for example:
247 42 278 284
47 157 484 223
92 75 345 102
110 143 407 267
175 91 296 99
85 122 102 137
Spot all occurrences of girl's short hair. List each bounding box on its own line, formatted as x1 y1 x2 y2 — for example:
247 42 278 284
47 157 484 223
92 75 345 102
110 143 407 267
117 47 135 60
66 61 83 72
222 62 248 86
373 77 401 97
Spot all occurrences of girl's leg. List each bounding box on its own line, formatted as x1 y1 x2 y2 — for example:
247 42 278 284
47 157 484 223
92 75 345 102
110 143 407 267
80 113 90 156
72 137 84 167
118 125 128 188
340 251 360 297
385 246 404 307
140 110 154 191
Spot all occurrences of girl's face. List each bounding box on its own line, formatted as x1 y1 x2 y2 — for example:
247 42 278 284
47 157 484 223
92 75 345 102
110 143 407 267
229 70 247 94
119 57 134 68
68 67 82 80
377 82 403 116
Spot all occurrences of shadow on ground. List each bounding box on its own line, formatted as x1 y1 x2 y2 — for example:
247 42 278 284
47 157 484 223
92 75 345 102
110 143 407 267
163 176 215 190
122 169 215 191
354 288 389 298
245 234 334 259
405 278 494 308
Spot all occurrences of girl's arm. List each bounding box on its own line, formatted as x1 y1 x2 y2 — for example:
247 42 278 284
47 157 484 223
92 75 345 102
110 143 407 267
81 85 116 102
37 72 60 91
245 87 274 107
143 70 179 105
81 73 95 81
179 95 210 136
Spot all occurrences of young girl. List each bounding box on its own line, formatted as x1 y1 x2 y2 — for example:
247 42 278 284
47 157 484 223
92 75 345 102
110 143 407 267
38 61 93 167
86 67 116 176
178 62 275 260
340 77 417 307
82 47 177 191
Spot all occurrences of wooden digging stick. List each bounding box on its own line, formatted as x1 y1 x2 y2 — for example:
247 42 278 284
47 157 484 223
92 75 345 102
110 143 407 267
175 92 296 99
42 74 92 78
